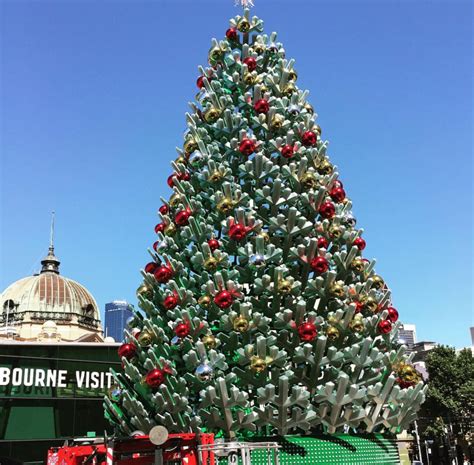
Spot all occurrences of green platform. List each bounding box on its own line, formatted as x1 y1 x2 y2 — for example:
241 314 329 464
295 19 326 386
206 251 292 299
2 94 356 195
235 434 400 465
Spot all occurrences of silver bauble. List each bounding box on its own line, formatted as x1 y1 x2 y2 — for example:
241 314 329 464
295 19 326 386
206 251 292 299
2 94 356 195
189 150 204 168
288 104 300 116
108 385 122 402
343 211 357 227
195 363 214 382
249 253 266 268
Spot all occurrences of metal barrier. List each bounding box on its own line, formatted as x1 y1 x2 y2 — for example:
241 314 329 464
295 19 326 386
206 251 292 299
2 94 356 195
199 441 280 465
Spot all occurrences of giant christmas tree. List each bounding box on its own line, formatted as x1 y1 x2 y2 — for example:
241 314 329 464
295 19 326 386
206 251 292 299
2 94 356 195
104 7 425 439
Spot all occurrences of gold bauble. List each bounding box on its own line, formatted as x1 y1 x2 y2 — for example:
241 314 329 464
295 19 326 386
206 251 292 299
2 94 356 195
237 17 250 33
360 295 378 313
304 103 314 114
350 318 365 333
209 170 223 183
329 283 345 299
203 256 219 271
164 223 177 236
175 155 186 165
270 114 285 131
329 224 343 240
326 326 340 341
259 84 269 94
313 124 322 136
252 43 266 54
250 356 267 373
183 138 198 154
233 316 250 333
288 70 298 81
282 82 296 96
202 334 217 350
317 160 333 175
217 197 235 214
351 257 365 273
136 284 153 300
257 231 270 243
198 295 212 308
138 330 153 347
300 172 319 190
278 279 293 295
243 73 258 86
209 46 224 64
204 107 221 124
327 315 339 325
169 193 182 207
371 275 385 290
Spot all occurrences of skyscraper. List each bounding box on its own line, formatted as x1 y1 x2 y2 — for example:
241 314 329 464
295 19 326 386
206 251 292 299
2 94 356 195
104 301 133 342
398 323 417 350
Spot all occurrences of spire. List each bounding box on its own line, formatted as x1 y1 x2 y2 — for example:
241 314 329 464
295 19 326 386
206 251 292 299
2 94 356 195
40 212 60 274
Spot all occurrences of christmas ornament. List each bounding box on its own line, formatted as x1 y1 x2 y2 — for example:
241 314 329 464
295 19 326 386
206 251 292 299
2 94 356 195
281 144 295 159
169 193 182 207
167 174 176 188
313 124 322 136
343 211 357 227
175 155 186 165
329 283 345 299
252 42 265 54
270 114 284 130
319 201 336 219
310 256 329 274
175 210 191 226
282 82 296 96
360 295 378 313
298 321 317 342
137 330 154 347
278 279 292 294
145 262 157 274
233 316 250 332
209 170 224 183
371 275 385 290
174 322 190 338
207 238 220 251
254 99 269 114
163 294 178 310
328 224 342 239
108 385 122 402
198 295 212 308
226 27 238 41
154 265 173 284
159 205 169 215
145 368 166 389
326 326 340 340
196 76 205 89
349 316 364 333
317 160 333 175
177 172 190 182
288 69 298 81
217 197 235 214
131 327 141 338
243 72 258 86
249 253 266 268
250 356 267 373
118 342 137 360
387 307 399 322
195 363 214 382
304 102 314 114
317 237 329 249
203 256 219 271
378 319 392 334
209 46 224 65
155 223 166 234
214 290 234 309
288 104 300 116
257 231 270 243
239 138 256 156
137 284 153 300
204 106 221 123
189 150 204 168
164 224 177 236
353 237 366 250
229 223 248 241
237 17 250 33
243 56 257 71
301 130 317 147
350 257 365 273
300 172 319 190
183 137 198 154
329 187 346 203
202 334 217 349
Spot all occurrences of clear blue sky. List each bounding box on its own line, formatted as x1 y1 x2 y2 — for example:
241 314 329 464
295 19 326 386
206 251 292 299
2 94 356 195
1 0 472 347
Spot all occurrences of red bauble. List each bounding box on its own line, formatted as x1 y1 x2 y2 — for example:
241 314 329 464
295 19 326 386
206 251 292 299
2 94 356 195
163 295 178 310
118 342 137 360
387 307 399 322
239 138 256 156
226 27 238 41
378 319 392 334
159 204 169 215
174 322 190 338
154 265 173 284
144 262 157 274
177 172 191 182
397 378 415 389
319 201 336 219
254 99 269 114
197 76 205 89
354 301 363 313
229 224 248 241
153 241 159 252
353 237 366 251
298 321 317 342
208 238 220 251
281 144 295 159
145 368 166 389
317 237 329 249
310 256 329 274
333 180 344 189
175 210 191 226
330 187 346 203
167 174 176 188
155 223 165 234
301 130 317 147
214 290 234 309
243 56 257 72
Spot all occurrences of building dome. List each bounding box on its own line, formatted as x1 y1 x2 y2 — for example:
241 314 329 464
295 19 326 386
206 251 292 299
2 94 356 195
0 243 103 342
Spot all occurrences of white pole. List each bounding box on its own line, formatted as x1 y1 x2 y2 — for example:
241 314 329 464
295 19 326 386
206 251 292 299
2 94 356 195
414 421 423 464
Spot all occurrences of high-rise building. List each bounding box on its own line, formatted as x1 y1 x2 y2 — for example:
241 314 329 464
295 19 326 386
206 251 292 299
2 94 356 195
104 300 133 342
470 327 474 346
398 323 417 350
